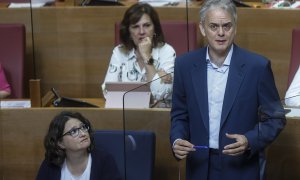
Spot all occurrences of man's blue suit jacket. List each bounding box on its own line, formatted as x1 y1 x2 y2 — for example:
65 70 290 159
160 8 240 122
170 45 286 180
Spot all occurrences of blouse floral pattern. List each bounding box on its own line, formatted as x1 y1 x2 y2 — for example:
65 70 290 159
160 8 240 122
102 43 175 101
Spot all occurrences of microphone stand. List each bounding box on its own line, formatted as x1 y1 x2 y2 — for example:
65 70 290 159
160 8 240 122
28 0 42 107
121 72 173 180
29 0 37 79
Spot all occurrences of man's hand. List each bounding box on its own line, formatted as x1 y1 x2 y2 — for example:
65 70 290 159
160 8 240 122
222 133 249 156
173 139 195 160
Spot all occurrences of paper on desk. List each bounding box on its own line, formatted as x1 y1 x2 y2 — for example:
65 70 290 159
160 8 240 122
8 0 54 8
139 0 180 6
9 3 46 8
271 0 300 8
0 100 31 108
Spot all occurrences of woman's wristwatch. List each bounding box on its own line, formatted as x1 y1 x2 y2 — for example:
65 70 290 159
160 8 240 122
145 56 154 65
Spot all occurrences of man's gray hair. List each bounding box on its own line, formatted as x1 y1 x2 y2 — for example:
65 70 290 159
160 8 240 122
199 0 237 25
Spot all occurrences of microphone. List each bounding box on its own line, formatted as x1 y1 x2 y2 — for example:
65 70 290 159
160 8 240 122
125 134 137 151
281 93 300 102
258 94 300 118
282 93 300 107
258 96 297 124
29 0 37 79
121 71 173 180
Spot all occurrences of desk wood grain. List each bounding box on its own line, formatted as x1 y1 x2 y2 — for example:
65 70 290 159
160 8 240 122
0 7 299 98
0 107 299 180
0 108 178 180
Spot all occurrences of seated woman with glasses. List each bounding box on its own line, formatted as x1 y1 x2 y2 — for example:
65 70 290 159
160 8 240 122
36 111 122 180
0 63 11 98
101 3 175 107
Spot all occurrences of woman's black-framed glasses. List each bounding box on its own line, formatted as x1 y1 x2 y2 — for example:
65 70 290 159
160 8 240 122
62 124 89 138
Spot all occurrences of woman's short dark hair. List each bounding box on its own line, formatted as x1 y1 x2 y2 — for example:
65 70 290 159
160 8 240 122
120 3 165 51
44 111 95 166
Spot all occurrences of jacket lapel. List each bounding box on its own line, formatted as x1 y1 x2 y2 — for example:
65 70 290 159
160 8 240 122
191 48 209 132
220 45 246 127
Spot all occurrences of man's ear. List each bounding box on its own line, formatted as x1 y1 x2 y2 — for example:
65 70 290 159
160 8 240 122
199 22 206 37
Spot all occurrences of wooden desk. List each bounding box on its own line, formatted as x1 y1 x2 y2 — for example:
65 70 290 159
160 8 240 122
77 97 105 107
0 107 299 180
266 117 300 180
0 6 299 100
0 107 179 180
266 107 300 179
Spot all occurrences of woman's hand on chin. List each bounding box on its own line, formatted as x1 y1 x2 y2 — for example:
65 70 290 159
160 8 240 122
138 37 152 61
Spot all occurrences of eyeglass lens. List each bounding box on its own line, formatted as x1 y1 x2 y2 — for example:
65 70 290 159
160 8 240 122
63 124 89 137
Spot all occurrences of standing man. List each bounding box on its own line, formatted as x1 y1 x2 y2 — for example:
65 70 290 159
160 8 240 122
170 0 286 179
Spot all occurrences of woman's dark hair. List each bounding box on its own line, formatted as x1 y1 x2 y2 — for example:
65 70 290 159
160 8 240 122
120 3 165 51
44 111 95 166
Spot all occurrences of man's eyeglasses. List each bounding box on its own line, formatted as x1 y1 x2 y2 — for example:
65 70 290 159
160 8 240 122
62 124 89 138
